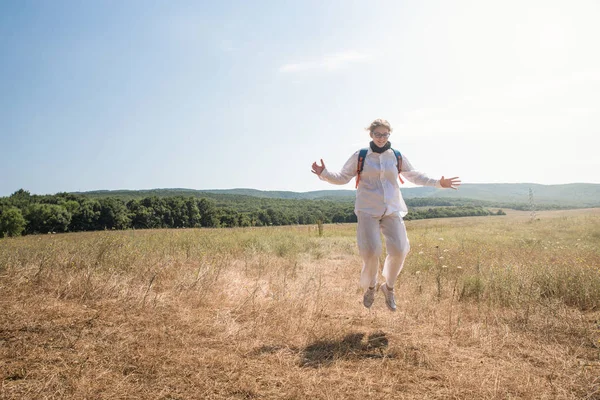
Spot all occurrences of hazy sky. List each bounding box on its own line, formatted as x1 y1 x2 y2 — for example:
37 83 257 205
2 0 599 197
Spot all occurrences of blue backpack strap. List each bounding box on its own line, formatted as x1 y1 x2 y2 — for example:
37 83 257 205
392 148 402 171
357 148 368 173
355 148 368 188
392 148 404 184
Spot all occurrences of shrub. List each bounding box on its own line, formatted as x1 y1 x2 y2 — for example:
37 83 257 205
0 207 26 237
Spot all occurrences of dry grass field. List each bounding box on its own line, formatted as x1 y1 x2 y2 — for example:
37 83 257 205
1 208 599 399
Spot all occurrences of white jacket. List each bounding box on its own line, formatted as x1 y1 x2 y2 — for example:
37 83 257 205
319 147 441 217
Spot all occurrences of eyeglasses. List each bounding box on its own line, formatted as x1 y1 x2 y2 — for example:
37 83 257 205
372 132 390 139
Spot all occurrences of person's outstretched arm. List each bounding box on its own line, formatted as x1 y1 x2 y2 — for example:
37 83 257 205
401 155 461 189
311 152 358 185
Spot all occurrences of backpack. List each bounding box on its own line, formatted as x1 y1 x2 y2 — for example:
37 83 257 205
355 148 404 188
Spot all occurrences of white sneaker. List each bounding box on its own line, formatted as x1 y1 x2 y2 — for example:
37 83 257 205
363 287 376 308
379 283 397 312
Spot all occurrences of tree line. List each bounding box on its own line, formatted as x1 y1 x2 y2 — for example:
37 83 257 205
0 189 504 238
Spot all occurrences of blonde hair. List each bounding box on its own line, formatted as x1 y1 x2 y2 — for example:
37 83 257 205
365 118 393 133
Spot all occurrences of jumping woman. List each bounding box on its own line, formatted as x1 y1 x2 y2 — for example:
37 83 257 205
311 119 460 311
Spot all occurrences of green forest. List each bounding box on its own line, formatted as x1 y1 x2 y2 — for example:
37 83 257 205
0 189 505 238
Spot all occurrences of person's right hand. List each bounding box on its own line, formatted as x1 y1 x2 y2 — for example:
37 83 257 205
311 159 326 176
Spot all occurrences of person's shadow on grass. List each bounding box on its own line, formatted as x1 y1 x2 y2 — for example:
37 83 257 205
299 331 392 368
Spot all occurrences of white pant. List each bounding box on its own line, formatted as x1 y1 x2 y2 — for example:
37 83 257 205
356 212 410 289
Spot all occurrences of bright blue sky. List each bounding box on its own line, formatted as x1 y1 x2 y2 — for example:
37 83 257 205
2 0 599 197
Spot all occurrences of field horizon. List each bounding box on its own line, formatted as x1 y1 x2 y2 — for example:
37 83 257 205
71 182 600 208
1 208 599 399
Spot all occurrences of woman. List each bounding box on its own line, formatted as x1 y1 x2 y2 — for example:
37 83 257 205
311 119 460 311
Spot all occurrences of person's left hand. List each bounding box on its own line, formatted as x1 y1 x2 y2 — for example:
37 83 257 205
440 176 461 190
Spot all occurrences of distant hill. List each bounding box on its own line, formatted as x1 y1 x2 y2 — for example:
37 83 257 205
76 183 600 208
400 183 600 207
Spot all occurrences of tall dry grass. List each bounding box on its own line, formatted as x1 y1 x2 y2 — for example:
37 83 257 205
1 209 599 399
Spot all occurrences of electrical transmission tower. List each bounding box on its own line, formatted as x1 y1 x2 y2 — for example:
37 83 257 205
529 188 536 221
